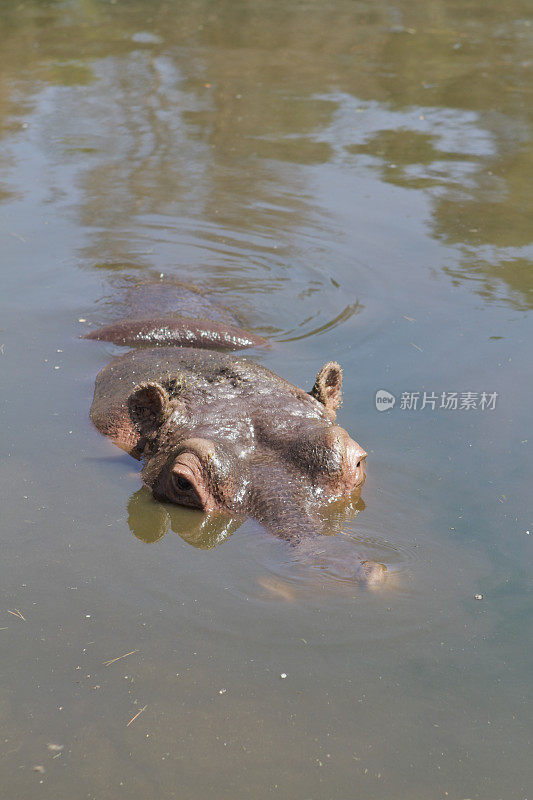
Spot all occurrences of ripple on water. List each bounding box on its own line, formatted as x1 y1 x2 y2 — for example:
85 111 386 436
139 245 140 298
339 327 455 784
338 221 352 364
117 375 479 649
119 463 485 651
220 464 481 648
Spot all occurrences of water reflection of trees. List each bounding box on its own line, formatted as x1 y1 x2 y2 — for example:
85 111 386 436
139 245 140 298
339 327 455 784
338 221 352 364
0 0 531 308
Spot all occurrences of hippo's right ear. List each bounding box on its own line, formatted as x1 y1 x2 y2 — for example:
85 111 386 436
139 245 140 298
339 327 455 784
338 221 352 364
127 382 171 440
310 362 343 418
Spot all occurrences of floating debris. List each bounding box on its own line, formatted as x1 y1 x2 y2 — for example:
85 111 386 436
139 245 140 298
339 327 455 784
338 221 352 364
280 673 287 679
7 609 25 620
126 705 147 727
103 649 139 667
474 593 483 601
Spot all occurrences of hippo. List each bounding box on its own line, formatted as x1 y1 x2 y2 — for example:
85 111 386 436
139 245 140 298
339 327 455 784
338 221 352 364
85 279 386 586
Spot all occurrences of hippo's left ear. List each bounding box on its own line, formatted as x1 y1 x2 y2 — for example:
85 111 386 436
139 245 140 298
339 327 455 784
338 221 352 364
128 382 171 440
310 361 343 417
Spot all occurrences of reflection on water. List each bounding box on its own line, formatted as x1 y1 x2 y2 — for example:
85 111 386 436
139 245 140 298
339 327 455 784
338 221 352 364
0 0 530 315
444 255 533 311
342 104 532 309
127 486 374 576
0 1 532 799
128 487 240 548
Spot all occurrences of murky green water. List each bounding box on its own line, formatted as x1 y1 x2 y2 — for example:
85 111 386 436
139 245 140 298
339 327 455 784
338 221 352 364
1 1 532 798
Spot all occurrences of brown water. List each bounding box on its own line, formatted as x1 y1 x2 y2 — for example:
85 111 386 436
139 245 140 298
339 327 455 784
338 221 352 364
0 1 532 798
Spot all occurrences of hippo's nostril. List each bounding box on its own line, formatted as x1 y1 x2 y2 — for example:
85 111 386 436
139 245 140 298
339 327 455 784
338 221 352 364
343 438 367 491
176 476 193 492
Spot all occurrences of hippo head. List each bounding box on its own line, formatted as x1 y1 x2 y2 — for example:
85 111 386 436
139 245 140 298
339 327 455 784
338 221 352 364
116 351 367 540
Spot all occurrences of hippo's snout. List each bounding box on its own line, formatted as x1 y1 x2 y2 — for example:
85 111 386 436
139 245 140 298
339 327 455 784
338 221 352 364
344 437 367 490
323 426 367 496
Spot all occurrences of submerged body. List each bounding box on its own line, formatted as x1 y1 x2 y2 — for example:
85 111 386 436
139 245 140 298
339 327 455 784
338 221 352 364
87 281 385 584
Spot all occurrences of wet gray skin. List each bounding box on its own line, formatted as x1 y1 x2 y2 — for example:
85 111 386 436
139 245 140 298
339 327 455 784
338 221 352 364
88 285 383 585
84 314 268 350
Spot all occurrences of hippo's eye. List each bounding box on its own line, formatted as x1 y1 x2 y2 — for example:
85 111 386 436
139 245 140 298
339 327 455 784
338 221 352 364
171 472 196 496
176 476 193 492
167 451 214 512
